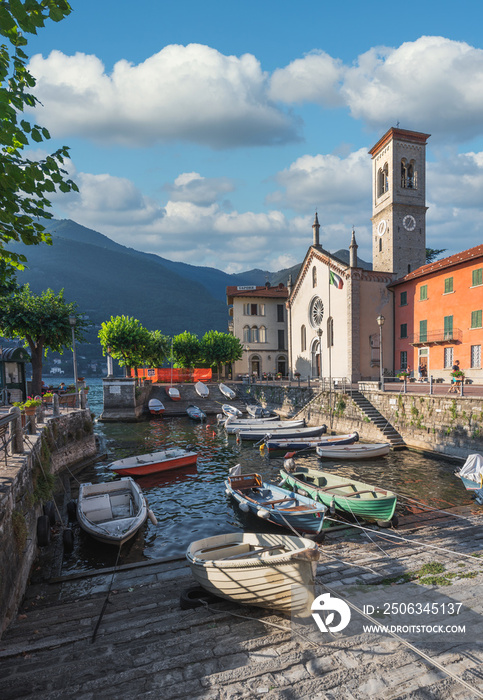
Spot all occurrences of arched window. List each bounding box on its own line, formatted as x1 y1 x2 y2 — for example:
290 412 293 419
301 324 306 352
251 325 259 343
259 326 266 343
243 325 250 342
377 163 388 196
401 158 417 189
312 266 317 287
327 317 334 347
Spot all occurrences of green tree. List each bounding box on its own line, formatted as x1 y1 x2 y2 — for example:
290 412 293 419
98 315 151 377
200 330 243 378
0 0 78 284
0 284 87 395
143 330 171 368
172 331 201 368
426 248 446 264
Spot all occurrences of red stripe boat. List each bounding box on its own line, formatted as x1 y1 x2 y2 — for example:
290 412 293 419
108 448 198 477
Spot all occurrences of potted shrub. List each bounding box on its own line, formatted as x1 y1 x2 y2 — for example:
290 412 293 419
43 392 54 403
22 397 42 415
397 370 410 380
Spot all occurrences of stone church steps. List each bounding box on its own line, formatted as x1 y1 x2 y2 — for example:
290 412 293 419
350 390 406 447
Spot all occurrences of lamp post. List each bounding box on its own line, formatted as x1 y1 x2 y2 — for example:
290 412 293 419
69 315 79 393
106 346 113 378
377 314 385 390
243 344 250 383
317 327 323 380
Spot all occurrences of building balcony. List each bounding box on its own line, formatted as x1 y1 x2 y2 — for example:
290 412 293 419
408 328 462 346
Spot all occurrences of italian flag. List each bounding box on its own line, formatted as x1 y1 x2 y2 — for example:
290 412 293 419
330 270 343 289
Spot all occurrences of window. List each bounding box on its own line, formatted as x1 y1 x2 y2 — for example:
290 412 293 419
444 315 453 339
444 347 454 369
277 304 284 323
377 163 389 196
419 320 427 343
327 317 334 347
471 345 481 369
400 323 408 339
244 303 265 316
309 296 324 328
301 325 306 352
471 310 482 328
278 330 285 350
251 325 259 343
259 326 266 343
400 291 407 306
243 325 250 343
401 158 417 189
379 237 382 252
312 266 317 287
400 351 407 370
444 277 453 294
419 285 428 301
472 268 483 287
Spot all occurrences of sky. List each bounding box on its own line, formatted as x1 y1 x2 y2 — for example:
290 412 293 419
23 0 483 273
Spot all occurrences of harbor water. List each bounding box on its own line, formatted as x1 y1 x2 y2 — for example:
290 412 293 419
56 378 473 573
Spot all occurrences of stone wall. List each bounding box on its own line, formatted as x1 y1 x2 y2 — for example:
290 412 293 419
241 384 483 457
0 408 97 637
100 378 151 421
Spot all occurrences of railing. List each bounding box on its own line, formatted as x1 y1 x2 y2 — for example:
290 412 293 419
408 328 462 345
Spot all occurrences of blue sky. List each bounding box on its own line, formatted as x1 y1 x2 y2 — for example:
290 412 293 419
25 0 483 272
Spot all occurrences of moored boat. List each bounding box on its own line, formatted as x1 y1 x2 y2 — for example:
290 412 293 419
456 453 483 491
219 383 236 399
225 471 326 535
224 417 306 433
247 404 272 418
222 404 243 418
108 448 198 477
166 386 180 401
195 381 209 398
263 431 357 452
315 442 390 460
186 532 319 616
77 478 149 546
235 425 327 442
279 463 397 525
148 398 165 416
187 404 206 421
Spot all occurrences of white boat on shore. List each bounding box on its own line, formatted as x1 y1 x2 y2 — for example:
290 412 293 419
186 532 319 616
222 404 243 418
219 383 236 399
77 478 149 546
195 381 209 398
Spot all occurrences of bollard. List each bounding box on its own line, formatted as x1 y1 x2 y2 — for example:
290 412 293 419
9 406 24 454
79 389 86 409
28 411 36 435
53 393 60 417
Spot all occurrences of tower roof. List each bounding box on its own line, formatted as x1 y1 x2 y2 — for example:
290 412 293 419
369 127 431 158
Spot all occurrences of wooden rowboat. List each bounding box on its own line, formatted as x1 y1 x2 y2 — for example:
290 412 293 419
315 442 390 460
225 472 326 535
148 398 165 415
219 383 236 399
263 432 358 452
108 448 198 477
279 464 397 526
222 404 243 418
166 386 180 401
186 532 319 616
195 381 209 398
77 478 149 546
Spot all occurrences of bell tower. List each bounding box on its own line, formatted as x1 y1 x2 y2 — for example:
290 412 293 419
370 127 430 279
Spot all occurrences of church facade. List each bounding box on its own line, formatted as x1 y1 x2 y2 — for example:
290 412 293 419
286 127 430 382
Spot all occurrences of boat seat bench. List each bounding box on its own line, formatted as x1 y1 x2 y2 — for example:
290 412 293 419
82 494 113 523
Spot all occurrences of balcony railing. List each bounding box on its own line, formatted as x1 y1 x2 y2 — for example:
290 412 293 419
408 328 462 346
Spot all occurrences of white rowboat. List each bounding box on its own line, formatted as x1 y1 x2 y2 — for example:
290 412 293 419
186 532 319 616
219 383 236 399
195 381 209 398
316 442 390 459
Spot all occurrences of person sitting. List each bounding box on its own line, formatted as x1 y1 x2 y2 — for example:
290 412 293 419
58 382 66 393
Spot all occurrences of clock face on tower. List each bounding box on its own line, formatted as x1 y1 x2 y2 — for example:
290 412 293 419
403 215 416 231
377 220 387 236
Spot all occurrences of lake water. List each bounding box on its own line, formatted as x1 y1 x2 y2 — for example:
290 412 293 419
56 377 473 573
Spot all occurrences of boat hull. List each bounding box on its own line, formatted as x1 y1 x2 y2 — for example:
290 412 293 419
219 383 236 400
187 532 318 615
108 449 198 476
236 425 327 441
315 442 390 459
166 387 180 401
195 381 209 398
225 473 326 534
187 405 206 421
279 467 397 524
265 432 358 451
77 478 148 546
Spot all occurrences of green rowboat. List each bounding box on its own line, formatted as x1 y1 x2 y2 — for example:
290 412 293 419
279 466 397 525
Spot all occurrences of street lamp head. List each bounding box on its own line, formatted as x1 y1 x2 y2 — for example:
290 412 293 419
68 315 76 327
317 327 322 338
377 314 385 327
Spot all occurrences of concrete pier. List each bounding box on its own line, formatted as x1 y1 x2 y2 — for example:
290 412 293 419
1 508 482 699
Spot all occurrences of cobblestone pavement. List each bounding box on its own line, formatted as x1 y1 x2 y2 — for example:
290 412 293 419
1 510 483 699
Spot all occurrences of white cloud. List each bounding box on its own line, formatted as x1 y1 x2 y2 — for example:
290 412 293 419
165 172 235 206
29 44 300 149
269 50 344 106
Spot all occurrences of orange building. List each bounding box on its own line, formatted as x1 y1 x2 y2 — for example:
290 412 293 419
390 245 483 381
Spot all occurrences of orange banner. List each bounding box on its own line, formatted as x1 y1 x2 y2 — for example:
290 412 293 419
130 367 212 382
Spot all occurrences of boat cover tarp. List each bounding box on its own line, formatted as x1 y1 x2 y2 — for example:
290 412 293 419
457 453 483 481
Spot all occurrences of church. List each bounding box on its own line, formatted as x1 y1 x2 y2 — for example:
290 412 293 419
286 126 430 382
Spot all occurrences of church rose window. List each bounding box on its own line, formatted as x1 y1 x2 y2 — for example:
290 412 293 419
310 296 324 328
